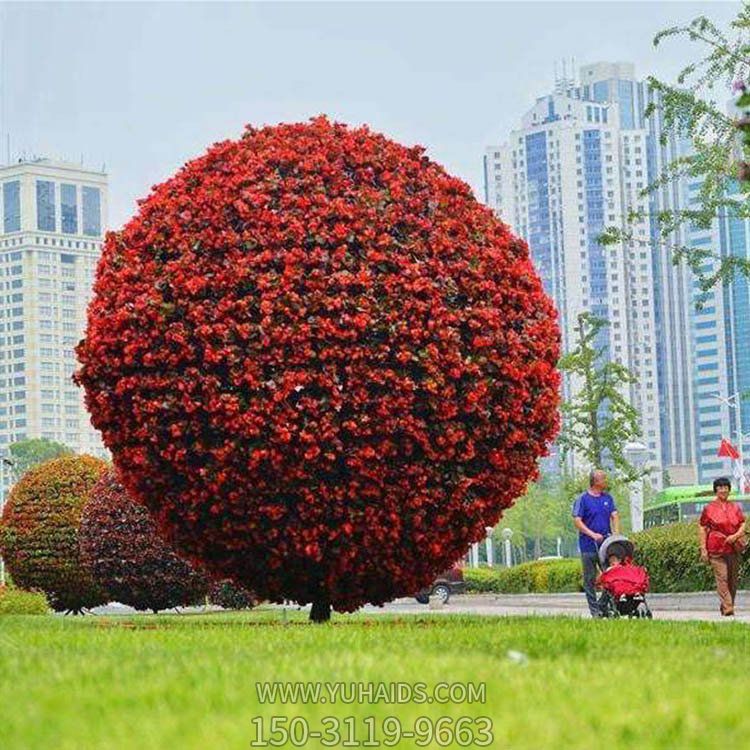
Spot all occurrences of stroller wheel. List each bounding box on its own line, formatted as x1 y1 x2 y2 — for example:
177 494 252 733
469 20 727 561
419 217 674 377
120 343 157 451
636 602 652 619
598 593 619 618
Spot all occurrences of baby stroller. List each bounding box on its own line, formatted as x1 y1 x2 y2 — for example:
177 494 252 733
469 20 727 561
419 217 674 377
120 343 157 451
596 535 652 619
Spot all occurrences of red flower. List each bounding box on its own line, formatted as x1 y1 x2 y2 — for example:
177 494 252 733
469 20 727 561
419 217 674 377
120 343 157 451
76 116 560 616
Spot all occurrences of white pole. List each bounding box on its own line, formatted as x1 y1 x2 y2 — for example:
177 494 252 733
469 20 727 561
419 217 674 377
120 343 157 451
504 538 512 568
470 542 479 568
557 536 562 557
485 536 494 567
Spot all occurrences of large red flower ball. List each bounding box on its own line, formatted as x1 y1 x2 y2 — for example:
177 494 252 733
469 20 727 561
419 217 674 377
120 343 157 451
76 117 560 619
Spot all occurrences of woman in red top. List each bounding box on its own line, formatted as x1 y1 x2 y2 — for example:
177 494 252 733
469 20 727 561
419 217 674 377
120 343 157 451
699 477 746 616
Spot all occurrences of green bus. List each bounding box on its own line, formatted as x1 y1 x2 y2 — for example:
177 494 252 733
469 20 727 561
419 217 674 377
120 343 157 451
644 485 750 528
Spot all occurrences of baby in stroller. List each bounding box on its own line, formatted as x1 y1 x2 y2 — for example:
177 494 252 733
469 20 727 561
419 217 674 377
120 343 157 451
595 535 652 618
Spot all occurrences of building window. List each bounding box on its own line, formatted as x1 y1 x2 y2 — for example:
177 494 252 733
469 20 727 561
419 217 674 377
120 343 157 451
3 181 20 233
61 184 78 234
82 187 101 236
36 181 56 232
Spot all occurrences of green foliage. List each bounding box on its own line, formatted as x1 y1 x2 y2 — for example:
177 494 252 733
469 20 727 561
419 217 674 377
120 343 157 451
9 438 73 482
0 584 48 615
557 313 643 481
600 6 750 287
463 559 582 594
633 521 750 592
498 475 578 558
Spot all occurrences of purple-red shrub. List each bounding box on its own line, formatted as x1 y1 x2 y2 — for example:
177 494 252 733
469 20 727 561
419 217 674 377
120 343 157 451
79 470 208 612
208 579 257 610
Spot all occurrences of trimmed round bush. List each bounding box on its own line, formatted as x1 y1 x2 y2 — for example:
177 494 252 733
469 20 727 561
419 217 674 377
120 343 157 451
76 117 561 620
208 579 256 610
79 470 208 612
0 455 107 613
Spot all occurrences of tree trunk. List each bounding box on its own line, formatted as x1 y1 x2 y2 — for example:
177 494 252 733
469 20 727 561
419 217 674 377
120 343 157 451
309 595 331 623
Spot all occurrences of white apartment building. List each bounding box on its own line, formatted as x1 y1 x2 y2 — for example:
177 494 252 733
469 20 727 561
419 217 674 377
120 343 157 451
0 158 107 501
485 62 696 483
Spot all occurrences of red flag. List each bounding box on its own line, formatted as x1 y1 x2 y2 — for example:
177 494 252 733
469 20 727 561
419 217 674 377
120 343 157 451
718 438 741 460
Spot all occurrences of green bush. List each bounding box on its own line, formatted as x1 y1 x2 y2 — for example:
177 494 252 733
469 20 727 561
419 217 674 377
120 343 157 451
466 523 750 595
464 559 582 594
632 521 750 593
0 584 49 615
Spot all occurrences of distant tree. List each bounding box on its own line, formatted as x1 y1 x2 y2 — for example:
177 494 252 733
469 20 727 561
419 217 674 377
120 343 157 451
9 438 73 482
557 313 643 482
500 476 577 559
600 6 750 288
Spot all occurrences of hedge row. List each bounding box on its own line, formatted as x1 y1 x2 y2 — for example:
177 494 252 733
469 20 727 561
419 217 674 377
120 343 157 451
464 559 582 594
0 584 49 615
632 522 750 593
464 522 750 594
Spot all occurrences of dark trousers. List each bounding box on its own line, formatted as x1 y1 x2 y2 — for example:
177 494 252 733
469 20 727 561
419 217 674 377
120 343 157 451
581 551 603 616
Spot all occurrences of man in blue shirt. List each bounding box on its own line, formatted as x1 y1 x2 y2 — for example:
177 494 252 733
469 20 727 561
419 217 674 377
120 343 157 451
572 469 619 617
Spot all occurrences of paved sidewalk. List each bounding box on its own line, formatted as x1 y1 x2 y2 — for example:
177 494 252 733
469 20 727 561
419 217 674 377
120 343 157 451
360 592 750 621
91 591 750 622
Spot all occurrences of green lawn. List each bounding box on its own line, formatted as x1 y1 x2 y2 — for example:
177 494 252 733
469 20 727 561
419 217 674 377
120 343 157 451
1 608 749 749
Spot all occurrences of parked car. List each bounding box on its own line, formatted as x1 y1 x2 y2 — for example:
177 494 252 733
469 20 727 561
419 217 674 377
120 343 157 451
414 565 466 605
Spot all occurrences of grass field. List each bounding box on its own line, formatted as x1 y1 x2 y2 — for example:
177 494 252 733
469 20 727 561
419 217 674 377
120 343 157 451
1 608 749 749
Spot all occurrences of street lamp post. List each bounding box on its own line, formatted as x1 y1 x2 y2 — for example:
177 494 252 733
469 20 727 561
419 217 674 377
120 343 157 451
501 528 513 568
485 526 494 567
623 441 649 533
469 542 479 568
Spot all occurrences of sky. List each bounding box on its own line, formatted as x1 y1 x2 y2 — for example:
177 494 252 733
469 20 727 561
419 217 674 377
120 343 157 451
3 0 741 229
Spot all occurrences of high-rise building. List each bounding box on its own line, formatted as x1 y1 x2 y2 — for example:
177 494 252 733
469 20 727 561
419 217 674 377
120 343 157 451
0 158 107 502
687 180 750 483
484 62 696 483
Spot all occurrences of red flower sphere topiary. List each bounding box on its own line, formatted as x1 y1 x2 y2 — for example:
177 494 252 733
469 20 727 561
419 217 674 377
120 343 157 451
0 455 108 613
79 470 209 613
76 117 560 621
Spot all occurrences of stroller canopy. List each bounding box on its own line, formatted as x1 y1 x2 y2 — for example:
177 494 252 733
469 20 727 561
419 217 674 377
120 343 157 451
598 534 635 566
